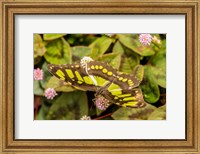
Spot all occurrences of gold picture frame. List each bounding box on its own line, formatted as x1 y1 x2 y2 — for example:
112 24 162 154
0 0 200 153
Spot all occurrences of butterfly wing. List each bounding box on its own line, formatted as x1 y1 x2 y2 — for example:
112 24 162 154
47 63 97 91
87 62 144 90
47 63 116 91
97 83 146 108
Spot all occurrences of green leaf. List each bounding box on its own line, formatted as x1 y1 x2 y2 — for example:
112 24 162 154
43 34 67 41
113 41 141 73
97 53 121 69
35 101 50 120
134 65 144 82
96 108 104 116
34 34 47 57
118 34 155 56
149 50 166 88
148 105 166 120
66 34 84 45
34 80 44 96
112 41 124 54
120 50 140 74
150 66 166 88
46 91 88 120
39 62 52 89
46 76 76 92
67 34 97 46
89 36 113 59
44 38 72 64
111 103 156 120
62 38 72 64
72 46 92 62
140 66 160 103
151 50 166 72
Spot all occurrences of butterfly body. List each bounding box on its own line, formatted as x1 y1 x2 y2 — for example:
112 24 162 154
47 61 146 108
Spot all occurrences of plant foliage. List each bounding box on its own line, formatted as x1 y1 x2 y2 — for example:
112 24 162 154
34 34 166 120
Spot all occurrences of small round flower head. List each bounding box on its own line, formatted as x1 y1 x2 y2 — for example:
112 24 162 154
139 34 152 45
152 36 161 44
34 68 43 80
44 88 57 100
80 115 91 120
95 96 110 111
80 56 93 68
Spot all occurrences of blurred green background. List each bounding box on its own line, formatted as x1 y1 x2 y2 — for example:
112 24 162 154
34 34 166 120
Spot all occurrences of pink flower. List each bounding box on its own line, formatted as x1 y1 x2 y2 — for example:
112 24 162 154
44 88 57 100
139 34 152 45
34 68 43 80
95 96 109 111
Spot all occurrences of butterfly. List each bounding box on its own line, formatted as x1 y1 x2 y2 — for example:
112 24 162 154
47 60 146 108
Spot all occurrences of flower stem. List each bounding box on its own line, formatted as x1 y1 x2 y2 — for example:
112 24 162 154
147 42 161 65
93 113 113 120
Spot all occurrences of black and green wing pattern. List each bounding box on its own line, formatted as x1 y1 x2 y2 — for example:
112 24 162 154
47 61 146 108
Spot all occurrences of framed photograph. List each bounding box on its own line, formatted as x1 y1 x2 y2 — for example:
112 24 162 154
1 0 200 153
